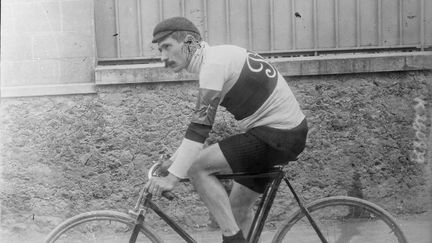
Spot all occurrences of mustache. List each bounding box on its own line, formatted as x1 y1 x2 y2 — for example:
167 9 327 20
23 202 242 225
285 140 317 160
165 61 176 68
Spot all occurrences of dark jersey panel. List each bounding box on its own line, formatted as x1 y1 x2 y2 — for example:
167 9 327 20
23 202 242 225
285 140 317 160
220 52 278 120
185 122 212 143
190 88 221 126
185 88 221 143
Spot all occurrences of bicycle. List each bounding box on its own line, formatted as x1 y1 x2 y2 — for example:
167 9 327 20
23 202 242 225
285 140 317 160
45 160 408 243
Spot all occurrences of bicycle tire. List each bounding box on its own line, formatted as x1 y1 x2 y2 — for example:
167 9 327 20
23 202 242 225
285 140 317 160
271 196 408 243
45 210 163 243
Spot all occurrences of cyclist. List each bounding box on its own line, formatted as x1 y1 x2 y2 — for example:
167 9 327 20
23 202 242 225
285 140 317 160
144 17 308 243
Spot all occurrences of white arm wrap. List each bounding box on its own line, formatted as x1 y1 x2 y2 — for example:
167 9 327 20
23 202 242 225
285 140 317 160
168 138 203 179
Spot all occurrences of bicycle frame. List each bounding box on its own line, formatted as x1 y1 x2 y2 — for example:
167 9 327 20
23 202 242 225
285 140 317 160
129 168 328 243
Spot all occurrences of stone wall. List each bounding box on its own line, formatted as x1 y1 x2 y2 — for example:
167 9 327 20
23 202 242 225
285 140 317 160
0 71 431 233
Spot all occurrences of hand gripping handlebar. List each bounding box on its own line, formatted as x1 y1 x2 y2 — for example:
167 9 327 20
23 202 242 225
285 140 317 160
147 162 176 200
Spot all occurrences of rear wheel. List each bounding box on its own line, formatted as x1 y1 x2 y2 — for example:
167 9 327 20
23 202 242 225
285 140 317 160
271 196 408 243
45 210 163 243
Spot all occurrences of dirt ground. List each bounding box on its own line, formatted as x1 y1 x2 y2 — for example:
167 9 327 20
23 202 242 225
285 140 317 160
1 71 431 242
0 207 431 243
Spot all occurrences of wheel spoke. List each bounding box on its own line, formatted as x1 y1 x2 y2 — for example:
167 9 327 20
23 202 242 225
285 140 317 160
272 196 407 243
45 210 163 243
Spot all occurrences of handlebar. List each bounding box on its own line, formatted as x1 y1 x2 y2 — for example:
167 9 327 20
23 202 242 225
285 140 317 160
147 162 176 201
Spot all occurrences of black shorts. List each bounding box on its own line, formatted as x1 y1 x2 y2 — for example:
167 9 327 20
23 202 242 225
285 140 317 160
219 119 308 193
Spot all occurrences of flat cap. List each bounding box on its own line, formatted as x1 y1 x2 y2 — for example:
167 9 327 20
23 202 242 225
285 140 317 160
152 17 200 43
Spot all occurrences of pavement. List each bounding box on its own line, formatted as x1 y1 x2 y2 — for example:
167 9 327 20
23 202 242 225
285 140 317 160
1 214 430 243
156 214 431 243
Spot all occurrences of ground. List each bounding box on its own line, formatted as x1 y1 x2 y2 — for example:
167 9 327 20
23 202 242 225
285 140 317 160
1 71 431 242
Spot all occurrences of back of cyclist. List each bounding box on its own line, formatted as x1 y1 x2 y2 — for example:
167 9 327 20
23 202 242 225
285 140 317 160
144 17 308 243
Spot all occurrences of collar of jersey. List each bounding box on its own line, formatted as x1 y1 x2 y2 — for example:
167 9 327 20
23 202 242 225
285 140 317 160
186 41 208 74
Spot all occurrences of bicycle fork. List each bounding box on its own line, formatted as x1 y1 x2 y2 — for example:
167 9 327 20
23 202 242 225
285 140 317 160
129 211 145 243
129 193 197 243
129 193 152 243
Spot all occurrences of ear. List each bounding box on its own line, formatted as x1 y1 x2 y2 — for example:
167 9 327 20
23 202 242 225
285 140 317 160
184 34 196 44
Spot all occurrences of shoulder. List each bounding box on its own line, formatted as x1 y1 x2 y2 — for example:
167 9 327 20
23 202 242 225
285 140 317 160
205 45 247 65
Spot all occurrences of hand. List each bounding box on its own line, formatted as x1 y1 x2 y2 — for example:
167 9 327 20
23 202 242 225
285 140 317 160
158 160 173 176
143 173 179 197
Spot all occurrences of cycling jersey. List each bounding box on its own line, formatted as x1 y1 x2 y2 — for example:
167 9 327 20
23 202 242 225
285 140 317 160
168 42 305 178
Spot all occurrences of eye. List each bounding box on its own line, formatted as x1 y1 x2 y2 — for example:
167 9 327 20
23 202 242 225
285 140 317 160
158 44 171 53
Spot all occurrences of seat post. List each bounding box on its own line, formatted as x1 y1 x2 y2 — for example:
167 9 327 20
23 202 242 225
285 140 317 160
246 181 271 241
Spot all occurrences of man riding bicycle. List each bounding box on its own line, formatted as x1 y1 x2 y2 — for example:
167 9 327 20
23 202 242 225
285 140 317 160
144 17 308 243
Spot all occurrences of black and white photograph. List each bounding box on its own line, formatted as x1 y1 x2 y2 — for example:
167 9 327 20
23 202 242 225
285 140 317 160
1 0 431 242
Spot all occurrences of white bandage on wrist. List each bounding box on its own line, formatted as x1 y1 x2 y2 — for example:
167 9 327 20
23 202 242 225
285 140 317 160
168 138 203 178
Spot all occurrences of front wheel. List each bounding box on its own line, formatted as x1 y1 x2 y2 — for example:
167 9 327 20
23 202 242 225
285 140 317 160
272 196 408 243
45 210 163 243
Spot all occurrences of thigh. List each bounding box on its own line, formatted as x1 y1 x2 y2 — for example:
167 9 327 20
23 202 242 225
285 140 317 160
218 133 275 193
191 143 233 175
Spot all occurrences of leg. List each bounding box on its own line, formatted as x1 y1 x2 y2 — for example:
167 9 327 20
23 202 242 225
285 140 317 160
187 143 241 236
230 182 260 237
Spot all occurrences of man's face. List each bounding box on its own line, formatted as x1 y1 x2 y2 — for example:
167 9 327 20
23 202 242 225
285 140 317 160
158 36 188 72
